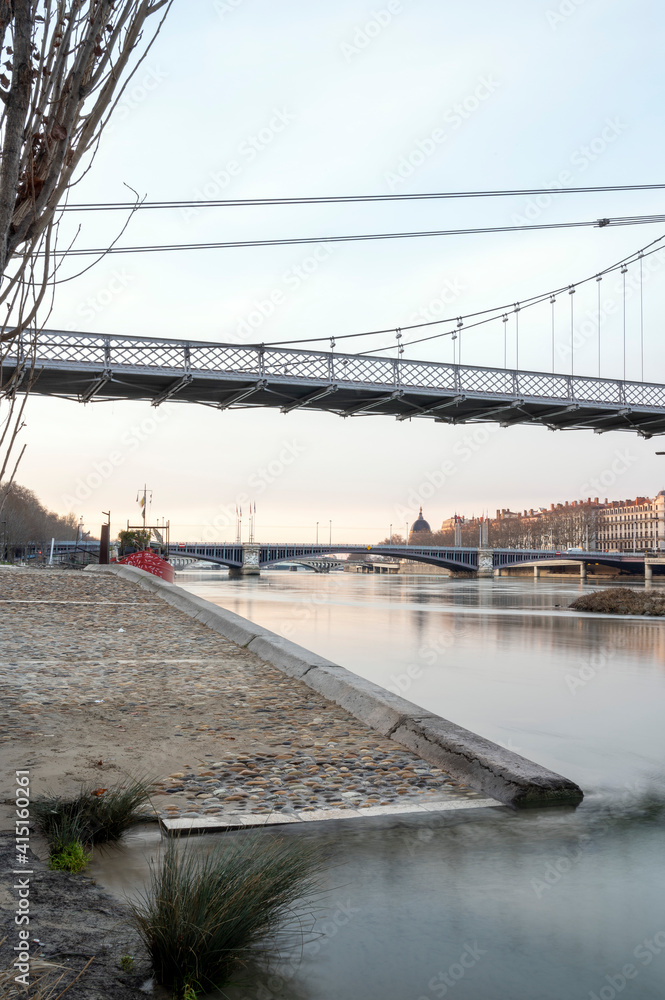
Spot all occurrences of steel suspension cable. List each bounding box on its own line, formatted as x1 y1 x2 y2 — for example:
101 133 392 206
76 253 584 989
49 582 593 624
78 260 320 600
621 264 628 380
62 181 665 212
550 295 556 372
639 252 644 381
515 304 520 370
502 314 508 368
569 286 576 376
596 275 602 378
262 234 665 350
41 214 665 260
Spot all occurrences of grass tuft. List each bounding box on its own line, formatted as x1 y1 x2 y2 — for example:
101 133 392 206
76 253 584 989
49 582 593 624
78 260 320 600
47 840 90 874
33 776 152 850
0 955 94 998
570 587 665 616
130 834 324 998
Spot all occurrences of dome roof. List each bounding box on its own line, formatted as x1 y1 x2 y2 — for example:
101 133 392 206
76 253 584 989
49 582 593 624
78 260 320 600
410 507 431 533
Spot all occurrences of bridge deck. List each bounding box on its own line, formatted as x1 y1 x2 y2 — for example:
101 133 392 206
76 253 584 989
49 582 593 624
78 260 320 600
8 330 665 436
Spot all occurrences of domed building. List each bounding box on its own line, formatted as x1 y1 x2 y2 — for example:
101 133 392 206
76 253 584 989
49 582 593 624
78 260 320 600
409 507 431 543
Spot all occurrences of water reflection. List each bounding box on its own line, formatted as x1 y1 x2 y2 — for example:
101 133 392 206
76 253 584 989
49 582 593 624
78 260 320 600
177 573 665 794
89 570 665 999
91 792 665 1000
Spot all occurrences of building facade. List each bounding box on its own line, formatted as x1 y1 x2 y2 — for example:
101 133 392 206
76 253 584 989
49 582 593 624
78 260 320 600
596 492 665 552
433 493 665 552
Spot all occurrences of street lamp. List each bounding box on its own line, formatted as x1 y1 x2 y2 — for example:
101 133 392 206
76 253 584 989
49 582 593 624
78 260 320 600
405 521 409 546
75 517 83 564
389 523 392 545
316 521 319 544
329 520 332 546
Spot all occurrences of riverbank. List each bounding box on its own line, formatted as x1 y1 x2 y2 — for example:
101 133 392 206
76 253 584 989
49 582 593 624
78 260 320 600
0 833 154 999
0 568 487 836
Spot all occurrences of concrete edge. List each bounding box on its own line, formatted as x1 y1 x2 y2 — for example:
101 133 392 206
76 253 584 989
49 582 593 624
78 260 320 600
86 564 584 809
158 798 500 835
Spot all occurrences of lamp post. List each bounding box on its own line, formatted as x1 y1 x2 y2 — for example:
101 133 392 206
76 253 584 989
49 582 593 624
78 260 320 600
316 521 319 544
329 520 332 546
405 521 409 546
389 523 392 545
75 517 83 564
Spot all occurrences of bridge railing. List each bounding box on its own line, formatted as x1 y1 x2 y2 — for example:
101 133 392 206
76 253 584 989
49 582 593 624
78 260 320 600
15 330 665 409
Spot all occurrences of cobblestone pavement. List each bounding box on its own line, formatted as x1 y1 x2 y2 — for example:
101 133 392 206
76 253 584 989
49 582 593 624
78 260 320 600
1 569 485 827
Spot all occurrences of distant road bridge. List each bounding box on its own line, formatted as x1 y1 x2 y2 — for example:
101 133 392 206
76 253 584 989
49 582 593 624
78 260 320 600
171 542 649 577
9 328 665 435
293 557 346 572
21 539 657 577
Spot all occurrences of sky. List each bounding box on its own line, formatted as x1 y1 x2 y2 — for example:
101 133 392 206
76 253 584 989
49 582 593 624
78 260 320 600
15 0 665 543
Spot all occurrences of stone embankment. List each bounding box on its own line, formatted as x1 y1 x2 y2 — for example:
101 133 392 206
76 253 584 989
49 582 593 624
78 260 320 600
99 565 583 812
0 568 489 836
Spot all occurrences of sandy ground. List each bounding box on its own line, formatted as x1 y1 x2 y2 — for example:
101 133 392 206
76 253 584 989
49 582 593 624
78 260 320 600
0 569 265 830
0 833 157 1000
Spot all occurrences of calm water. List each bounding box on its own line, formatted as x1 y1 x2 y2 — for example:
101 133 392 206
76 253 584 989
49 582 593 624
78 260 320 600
178 571 665 793
91 572 665 999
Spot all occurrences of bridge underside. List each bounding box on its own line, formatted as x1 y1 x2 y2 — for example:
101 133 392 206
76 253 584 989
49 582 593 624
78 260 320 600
8 331 665 435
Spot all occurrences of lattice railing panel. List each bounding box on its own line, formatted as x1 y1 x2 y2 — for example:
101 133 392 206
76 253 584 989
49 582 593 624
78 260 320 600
108 340 187 369
399 360 457 391
571 378 623 404
460 367 515 395
264 350 331 381
35 334 108 364
517 373 571 399
190 345 260 374
624 382 665 407
331 354 398 386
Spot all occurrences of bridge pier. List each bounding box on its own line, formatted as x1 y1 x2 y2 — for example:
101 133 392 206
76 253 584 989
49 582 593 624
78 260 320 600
229 543 261 578
477 548 494 578
579 561 587 581
534 565 540 579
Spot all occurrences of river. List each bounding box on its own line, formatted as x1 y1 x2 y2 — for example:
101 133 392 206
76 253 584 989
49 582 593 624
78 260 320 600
178 570 665 794
92 571 665 999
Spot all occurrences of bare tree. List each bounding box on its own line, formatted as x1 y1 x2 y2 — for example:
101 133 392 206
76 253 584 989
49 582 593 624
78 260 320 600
0 1 172 311
0 1 173 504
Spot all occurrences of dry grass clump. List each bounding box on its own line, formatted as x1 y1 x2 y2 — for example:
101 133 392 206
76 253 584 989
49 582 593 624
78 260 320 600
130 834 324 999
570 587 665 616
32 777 152 873
32 778 152 848
0 956 93 999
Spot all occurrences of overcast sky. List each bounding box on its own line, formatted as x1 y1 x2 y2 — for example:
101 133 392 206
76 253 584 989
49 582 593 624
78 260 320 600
17 0 665 543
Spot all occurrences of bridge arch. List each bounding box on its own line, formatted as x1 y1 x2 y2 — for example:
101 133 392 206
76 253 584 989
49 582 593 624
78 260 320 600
258 544 478 573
